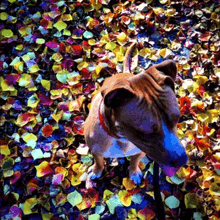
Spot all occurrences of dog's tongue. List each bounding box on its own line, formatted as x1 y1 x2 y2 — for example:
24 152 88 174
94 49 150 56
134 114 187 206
159 164 180 177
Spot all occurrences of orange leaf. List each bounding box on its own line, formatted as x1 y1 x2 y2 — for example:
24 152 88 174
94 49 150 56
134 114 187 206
138 206 155 220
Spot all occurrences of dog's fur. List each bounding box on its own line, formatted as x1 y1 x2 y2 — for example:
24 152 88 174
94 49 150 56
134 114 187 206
84 42 187 184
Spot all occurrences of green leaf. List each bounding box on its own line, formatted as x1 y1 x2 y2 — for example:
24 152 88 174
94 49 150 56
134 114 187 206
165 196 180 209
83 31 94 39
67 190 83 207
132 193 143 204
88 214 100 220
56 72 68 83
184 193 198 209
95 204 105 214
106 195 123 214
170 174 185 185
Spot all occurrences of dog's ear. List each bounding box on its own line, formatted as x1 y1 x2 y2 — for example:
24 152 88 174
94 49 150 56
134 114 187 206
102 88 134 108
147 60 177 91
154 60 177 80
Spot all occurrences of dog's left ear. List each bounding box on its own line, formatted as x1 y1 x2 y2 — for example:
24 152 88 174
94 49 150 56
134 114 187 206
154 60 177 80
102 87 135 109
147 60 177 91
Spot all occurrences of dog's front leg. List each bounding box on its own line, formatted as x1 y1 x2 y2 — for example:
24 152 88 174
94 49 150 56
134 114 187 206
128 151 145 185
88 153 104 179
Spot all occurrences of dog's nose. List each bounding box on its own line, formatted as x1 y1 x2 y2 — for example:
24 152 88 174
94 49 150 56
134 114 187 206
162 119 188 168
169 159 183 168
169 151 188 168
169 160 180 168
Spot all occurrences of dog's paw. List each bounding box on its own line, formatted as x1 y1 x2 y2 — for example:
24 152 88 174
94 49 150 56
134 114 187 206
88 165 104 180
129 167 143 185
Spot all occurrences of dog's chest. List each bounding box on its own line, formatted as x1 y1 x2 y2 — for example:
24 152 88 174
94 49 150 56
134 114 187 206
103 137 141 158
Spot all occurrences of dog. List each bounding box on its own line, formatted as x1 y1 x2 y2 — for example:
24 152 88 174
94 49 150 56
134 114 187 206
84 42 188 184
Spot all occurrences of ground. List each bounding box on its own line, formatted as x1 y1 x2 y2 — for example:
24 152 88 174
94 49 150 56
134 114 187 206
0 0 220 219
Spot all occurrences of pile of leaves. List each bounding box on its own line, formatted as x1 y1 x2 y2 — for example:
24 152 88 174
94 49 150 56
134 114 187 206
0 0 220 219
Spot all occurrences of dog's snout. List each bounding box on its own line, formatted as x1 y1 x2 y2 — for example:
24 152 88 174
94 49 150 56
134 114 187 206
169 149 188 168
162 119 188 168
169 160 180 168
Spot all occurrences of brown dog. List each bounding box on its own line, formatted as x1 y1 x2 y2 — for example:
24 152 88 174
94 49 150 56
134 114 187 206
84 42 188 184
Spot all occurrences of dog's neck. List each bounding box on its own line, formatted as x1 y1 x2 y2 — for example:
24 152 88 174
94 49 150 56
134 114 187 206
98 98 119 138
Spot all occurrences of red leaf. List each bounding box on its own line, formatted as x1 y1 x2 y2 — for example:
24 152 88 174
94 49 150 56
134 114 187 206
5 74 20 85
80 68 91 80
62 58 74 71
39 93 53 106
40 19 50 28
197 85 206 97
71 45 82 56
179 97 191 115
10 171 21 184
138 206 155 220
195 138 211 151
42 124 53 137
59 42 66 53
46 39 59 49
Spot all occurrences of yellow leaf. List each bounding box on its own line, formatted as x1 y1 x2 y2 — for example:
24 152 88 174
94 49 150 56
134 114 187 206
105 42 117 51
122 177 136 190
1 79 15 91
160 48 172 58
208 109 219 123
113 46 124 62
88 39 96 45
128 208 138 219
176 167 191 179
23 198 38 215
50 89 62 96
95 65 103 75
54 19 67 32
116 32 128 45
63 29 71 36
42 213 54 220
27 93 40 108
182 63 191 70
62 14 73 21
153 7 164 15
1 29 13 38
77 61 89 70
52 64 62 73
8 0 16 3
0 12 8 20
184 193 198 209
14 61 24 73
103 190 114 201
165 8 176 17
29 64 40 73
41 80 51 90
0 145 10 156
16 44 24 51
51 111 63 122
18 26 29 37
118 190 132 207
139 48 153 58
210 182 220 196
201 167 214 181
35 161 53 178
100 34 109 45
23 133 38 143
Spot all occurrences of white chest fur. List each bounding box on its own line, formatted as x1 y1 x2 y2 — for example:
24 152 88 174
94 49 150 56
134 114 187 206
103 137 142 158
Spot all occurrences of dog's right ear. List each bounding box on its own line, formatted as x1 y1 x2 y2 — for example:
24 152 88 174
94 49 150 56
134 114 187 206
102 88 134 109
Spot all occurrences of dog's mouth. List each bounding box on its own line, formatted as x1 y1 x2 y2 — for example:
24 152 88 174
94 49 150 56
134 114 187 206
158 163 181 177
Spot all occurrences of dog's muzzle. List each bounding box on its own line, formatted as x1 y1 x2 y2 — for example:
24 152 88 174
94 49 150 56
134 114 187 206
159 120 188 176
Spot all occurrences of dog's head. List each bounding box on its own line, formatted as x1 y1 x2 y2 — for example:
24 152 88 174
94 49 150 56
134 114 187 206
101 60 188 176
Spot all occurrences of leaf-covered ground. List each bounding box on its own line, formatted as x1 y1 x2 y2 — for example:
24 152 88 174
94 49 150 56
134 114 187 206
0 0 220 219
